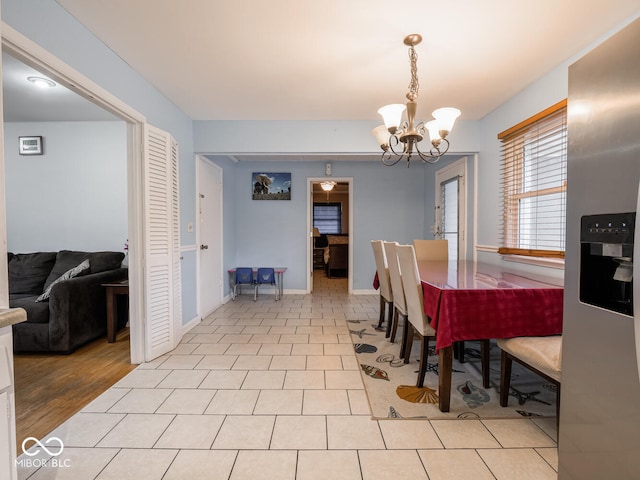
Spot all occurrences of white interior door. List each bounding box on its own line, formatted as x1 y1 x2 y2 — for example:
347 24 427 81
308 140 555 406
435 157 467 261
198 157 223 316
143 124 181 360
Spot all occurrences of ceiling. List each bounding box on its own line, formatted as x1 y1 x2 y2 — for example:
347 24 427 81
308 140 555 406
4 1 638 165
54 0 638 123
2 53 119 122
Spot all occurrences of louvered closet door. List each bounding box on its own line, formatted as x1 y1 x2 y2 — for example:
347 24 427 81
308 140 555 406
144 124 181 360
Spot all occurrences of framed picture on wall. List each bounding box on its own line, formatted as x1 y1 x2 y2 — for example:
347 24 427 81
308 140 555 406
252 172 291 200
19 136 43 155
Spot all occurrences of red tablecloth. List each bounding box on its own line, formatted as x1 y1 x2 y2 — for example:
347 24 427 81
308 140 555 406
422 282 563 351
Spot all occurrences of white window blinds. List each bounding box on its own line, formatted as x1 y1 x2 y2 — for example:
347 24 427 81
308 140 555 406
498 100 567 258
313 203 342 234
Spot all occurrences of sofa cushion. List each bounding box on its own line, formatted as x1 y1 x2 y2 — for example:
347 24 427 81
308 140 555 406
37 259 91 302
44 250 124 291
8 252 57 295
9 294 50 324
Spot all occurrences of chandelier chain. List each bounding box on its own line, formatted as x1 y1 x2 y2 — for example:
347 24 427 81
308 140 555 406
407 46 419 101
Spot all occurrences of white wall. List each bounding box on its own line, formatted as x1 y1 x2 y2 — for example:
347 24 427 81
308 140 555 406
4 121 127 253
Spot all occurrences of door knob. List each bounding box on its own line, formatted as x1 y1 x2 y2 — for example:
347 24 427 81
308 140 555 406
200 244 209 250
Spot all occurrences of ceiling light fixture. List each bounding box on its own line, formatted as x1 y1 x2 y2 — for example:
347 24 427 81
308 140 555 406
27 76 56 88
320 181 337 191
372 34 461 167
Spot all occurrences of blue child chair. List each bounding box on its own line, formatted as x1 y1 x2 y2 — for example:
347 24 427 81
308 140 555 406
254 267 279 301
233 268 255 299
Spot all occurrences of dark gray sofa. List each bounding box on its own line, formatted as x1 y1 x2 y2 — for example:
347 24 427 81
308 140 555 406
8 250 128 353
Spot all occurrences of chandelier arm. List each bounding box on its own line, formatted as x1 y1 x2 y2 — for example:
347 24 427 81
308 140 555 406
381 149 403 166
414 138 451 164
434 137 451 156
387 135 406 156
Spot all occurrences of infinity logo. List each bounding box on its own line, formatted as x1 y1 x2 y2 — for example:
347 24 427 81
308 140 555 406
21 437 65 457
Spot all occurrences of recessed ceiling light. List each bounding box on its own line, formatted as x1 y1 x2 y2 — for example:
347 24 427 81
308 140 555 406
27 76 56 88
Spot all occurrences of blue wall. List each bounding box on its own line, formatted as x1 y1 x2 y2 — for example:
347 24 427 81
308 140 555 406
203 157 446 292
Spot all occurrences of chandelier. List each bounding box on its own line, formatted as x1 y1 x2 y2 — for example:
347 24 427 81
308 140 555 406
372 34 461 167
320 181 337 191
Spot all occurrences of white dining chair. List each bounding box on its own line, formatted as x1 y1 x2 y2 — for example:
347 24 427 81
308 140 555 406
412 239 449 262
371 240 393 332
383 241 409 353
396 244 437 387
497 335 562 420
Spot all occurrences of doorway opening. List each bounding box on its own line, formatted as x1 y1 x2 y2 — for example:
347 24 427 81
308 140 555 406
1 25 151 456
307 178 353 294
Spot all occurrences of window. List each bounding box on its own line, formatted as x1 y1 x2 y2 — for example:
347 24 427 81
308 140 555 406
313 203 342 234
498 100 567 258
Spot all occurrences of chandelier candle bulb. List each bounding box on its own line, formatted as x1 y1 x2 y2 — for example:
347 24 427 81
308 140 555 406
377 104 406 133
432 107 461 134
372 34 461 166
372 125 390 150
425 121 442 146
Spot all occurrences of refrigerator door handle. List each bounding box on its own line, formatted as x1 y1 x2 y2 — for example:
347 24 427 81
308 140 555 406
635 180 640 383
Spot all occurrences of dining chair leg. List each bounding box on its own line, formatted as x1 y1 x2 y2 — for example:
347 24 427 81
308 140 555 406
403 325 414 364
416 335 430 388
456 341 466 363
390 309 400 343
384 300 394 338
556 385 561 425
399 314 409 359
499 350 513 407
481 339 490 388
377 296 385 328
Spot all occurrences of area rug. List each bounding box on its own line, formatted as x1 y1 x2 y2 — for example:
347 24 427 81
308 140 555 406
349 319 558 420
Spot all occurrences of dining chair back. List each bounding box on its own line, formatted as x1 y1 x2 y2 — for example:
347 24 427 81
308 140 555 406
383 241 407 346
396 244 436 387
371 240 393 329
254 267 279 301
233 267 255 299
412 239 449 262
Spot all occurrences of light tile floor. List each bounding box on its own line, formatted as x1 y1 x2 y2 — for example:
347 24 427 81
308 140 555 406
17 273 558 479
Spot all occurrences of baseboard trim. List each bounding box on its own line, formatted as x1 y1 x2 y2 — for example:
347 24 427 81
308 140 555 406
181 315 201 336
352 289 378 295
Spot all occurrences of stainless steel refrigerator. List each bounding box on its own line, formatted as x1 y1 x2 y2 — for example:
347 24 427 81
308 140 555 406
560 17 640 479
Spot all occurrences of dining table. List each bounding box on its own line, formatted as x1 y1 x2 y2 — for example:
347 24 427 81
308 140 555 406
418 260 563 412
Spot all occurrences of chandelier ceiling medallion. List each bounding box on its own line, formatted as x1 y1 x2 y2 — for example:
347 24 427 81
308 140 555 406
372 34 461 167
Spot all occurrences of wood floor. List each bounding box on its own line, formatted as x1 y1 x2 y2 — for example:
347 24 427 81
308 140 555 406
13 328 136 453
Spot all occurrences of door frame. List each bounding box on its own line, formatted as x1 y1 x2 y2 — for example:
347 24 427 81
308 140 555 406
196 155 224 317
306 177 353 294
1 23 148 363
435 157 468 261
